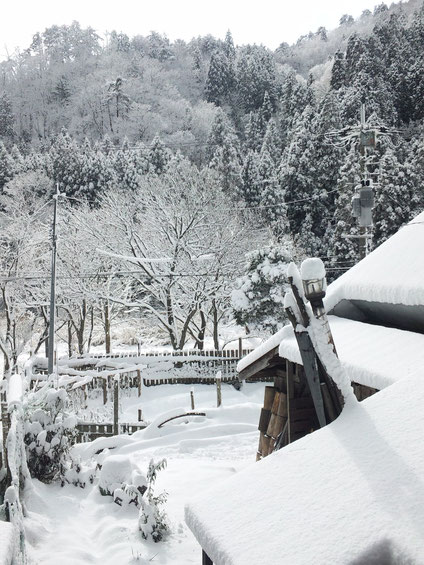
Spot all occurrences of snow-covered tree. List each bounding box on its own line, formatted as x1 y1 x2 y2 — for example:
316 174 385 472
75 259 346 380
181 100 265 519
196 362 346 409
231 241 294 333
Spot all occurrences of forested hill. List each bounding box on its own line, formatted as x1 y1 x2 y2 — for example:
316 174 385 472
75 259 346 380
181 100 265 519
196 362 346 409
0 0 424 268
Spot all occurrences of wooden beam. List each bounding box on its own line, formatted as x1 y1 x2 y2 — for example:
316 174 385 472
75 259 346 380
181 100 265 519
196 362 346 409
237 346 280 380
202 550 213 565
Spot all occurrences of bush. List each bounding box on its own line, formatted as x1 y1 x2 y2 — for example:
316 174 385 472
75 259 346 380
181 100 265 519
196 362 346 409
24 386 77 482
138 459 168 543
98 454 168 542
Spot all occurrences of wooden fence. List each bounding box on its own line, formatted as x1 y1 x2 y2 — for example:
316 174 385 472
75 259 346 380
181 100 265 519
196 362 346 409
75 421 147 443
30 347 255 388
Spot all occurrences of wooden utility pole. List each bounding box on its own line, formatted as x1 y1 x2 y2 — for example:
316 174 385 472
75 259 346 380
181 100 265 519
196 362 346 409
48 185 60 375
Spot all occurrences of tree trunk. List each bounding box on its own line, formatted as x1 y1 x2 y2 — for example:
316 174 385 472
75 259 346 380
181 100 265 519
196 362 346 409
87 307 94 353
104 301 111 354
212 299 219 350
197 310 206 351
67 321 73 357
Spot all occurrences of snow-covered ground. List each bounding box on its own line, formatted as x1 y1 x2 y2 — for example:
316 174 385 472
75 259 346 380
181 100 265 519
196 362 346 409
23 382 265 564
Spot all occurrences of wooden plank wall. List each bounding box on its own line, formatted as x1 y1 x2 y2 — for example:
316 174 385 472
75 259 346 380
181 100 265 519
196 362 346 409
256 360 380 460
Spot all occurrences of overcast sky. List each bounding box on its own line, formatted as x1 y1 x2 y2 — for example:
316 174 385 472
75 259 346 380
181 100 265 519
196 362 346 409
1 0 384 59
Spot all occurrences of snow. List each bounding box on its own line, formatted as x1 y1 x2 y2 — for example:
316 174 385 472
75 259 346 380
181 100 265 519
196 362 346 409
7 374 23 410
325 212 424 311
23 382 265 565
0 522 15 565
278 315 424 391
300 257 326 281
185 374 424 565
307 315 356 404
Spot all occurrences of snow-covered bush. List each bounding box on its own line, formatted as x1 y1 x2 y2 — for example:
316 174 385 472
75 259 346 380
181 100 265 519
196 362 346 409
98 454 147 499
138 459 168 543
231 242 293 332
98 454 168 542
24 386 77 482
62 458 95 489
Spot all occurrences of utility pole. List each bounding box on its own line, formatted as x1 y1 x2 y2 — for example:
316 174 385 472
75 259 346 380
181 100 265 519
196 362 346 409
348 97 375 259
47 185 60 375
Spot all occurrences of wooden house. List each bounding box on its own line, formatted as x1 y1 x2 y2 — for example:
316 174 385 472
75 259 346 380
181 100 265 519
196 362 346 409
185 211 424 565
237 211 424 458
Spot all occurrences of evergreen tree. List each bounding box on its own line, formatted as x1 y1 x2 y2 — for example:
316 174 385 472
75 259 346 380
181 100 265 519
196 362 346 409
240 150 261 204
149 135 170 175
259 148 288 237
0 141 13 191
328 145 361 277
236 46 277 113
260 119 281 165
205 50 234 105
373 145 411 248
244 112 263 152
0 92 15 139
49 130 84 196
231 242 293 333
208 110 241 196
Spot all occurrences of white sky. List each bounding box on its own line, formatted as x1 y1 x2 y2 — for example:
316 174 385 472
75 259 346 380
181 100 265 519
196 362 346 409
1 0 382 59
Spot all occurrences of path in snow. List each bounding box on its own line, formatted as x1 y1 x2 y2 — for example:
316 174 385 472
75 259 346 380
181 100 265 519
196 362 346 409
24 383 264 565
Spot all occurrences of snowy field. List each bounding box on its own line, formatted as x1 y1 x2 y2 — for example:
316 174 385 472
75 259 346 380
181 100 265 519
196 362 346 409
23 382 265 564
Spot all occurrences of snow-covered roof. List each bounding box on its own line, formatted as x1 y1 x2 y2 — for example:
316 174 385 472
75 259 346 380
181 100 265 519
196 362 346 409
237 325 290 373
238 212 424 381
279 315 424 390
185 374 424 564
325 212 424 311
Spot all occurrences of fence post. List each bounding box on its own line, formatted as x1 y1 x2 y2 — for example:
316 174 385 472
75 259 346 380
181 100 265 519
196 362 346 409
102 378 107 405
113 376 119 435
190 388 195 410
138 409 143 422
238 337 243 358
216 371 222 407
137 369 142 397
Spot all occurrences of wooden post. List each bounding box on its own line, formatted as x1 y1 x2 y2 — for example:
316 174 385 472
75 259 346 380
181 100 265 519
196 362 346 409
286 362 294 444
190 388 195 410
202 550 213 565
113 377 119 435
138 409 143 422
216 373 222 407
137 369 142 397
102 378 107 405
238 337 243 358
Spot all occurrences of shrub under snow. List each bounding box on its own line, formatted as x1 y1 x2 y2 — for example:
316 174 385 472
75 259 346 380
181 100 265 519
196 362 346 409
24 386 77 483
98 454 168 543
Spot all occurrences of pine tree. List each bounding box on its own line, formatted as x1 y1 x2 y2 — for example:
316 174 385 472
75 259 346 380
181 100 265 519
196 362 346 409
373 145 411 248
260 91 273 124
244 112 263 152
259 148 288 237
240 150 261 205
328 145 361 277
231 241 293 332
236 46 277 113
205 50 234 105
49 130 84 196
149 135 170 175
260 119 281 165
0 141 13 191
208 110 241 196
0 92 15 139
